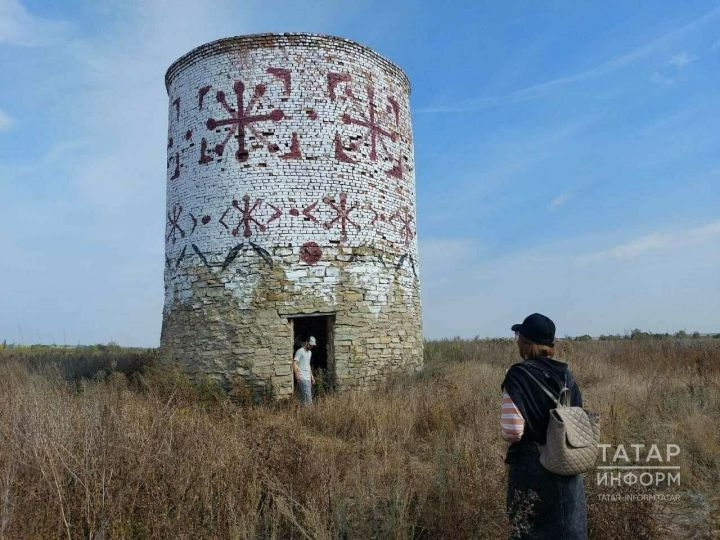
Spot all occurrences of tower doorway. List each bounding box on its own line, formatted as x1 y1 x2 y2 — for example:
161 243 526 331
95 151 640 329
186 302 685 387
290 313 335 394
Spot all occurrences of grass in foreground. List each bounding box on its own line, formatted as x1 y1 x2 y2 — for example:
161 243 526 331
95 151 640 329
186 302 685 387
0 338 718 538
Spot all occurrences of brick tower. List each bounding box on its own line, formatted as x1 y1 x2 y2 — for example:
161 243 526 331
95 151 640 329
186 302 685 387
162 33 422 398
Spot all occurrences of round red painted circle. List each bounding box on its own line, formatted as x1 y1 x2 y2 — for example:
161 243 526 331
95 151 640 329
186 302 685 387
299 241 322 265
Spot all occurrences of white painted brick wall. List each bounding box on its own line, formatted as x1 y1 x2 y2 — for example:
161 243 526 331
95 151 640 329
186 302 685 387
161 34 422 394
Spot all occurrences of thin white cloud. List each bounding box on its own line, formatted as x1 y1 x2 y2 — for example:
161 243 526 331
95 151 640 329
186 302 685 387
0 108 12 130
417 4 720 114
576 219 720 264
421 226 720 338
0 0 70 46
0 0 358 346
419 237 484 290
651 71 676 86
550 192 572 208
449 114 597 204
0 140 87 179
668 52 694 67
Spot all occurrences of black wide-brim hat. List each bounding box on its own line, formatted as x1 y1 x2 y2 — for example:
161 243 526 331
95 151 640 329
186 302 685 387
511 313 556 346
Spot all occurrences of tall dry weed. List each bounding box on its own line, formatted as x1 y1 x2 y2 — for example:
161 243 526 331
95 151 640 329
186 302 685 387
0 338 718 538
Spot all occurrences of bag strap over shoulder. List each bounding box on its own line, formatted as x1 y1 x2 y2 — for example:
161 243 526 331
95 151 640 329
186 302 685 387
515 365 571 406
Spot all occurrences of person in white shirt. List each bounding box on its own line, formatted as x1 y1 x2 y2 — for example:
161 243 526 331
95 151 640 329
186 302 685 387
292 336 316 404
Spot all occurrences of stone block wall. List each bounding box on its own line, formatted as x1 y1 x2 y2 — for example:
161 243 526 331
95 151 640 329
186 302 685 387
161 33 422 398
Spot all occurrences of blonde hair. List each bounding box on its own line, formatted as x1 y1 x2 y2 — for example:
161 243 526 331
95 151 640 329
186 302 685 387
517 334 555 360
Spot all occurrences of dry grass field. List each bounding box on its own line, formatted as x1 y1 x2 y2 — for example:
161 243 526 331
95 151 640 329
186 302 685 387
0 338 718 539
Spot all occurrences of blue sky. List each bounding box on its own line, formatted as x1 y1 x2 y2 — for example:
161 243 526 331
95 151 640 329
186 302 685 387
1 0 719 346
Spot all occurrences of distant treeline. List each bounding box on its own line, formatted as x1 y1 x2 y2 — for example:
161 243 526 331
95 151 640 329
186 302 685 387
2 329 719 353
1 331 717 383
427 330 720 343
0 342 158 381
569 329 720 341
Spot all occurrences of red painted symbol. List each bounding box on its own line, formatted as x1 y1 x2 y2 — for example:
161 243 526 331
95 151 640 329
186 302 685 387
341 85 396 161
328 73 404 179
289 202 320 221
389 206 415 246
169 152 180 180
266 203 282 224
166 204 185 244
323 192 359 242
188 211 211 235
328 73 351 99
367 203 381 225
198 138 213 164
334 132 356 163
206 81 284 162
299 241 322 265
204 69 299 163
302 201 319 222
266 67 291 95
281 132 302 159
219 194 276 238
198 85 211 110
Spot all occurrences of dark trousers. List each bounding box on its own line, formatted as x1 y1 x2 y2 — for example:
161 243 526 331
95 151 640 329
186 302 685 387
506 443 587 540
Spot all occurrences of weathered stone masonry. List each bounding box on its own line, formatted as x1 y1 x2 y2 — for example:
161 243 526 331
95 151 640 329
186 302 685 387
161 33 422 398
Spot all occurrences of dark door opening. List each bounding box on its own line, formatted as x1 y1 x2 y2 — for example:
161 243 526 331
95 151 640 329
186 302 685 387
291 314 335 393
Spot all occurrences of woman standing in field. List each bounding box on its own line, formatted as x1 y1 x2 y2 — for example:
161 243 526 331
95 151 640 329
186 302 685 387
501 313 587 539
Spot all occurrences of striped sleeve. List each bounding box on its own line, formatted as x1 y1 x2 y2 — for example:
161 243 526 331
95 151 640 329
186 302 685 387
501 390 525 442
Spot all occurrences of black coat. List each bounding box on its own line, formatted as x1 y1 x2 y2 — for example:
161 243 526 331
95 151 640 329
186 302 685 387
501 357 583 446
501 357 588 540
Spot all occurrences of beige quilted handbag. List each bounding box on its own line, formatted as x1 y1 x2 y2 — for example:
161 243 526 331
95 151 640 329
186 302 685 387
517 366 600 476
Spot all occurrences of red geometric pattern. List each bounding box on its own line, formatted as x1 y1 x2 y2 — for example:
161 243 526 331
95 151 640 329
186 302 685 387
198 138 212 164
266 67 291 95
188 211 212 236
167 67 417 251
166 199 416 265
389 206 415 246
219 195 263 238
198 86 211 109
328 73 404 179
206 82 284 162
169 152 180 180
166 199 414 247
219 194 283 238
201 67 300 164
367 203 385 225
286 198 415 246
281 132 302 159
266 203 282 224
166 204 185 244
322 192 360 242
299 241 323 265
341 85 396 161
